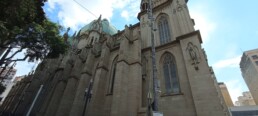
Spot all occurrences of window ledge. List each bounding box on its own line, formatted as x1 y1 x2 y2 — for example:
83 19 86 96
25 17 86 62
160 92 184 97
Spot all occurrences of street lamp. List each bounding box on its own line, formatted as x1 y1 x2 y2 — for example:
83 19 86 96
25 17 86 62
147 0 163 115
82 79 93 116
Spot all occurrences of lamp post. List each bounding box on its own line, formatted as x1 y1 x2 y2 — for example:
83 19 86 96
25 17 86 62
147 0 159 112
147 1 163 116
82 79 93 116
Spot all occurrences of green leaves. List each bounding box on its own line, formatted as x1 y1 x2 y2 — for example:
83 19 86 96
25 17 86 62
41 20 68 58
0 0 68 63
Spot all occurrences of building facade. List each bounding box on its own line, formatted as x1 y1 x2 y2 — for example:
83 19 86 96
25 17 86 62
12 76 24 83
0 67 17 104
235 91 256 106
0 67 17 83
0 0 229 115
218 82 234 107
240 48 258 105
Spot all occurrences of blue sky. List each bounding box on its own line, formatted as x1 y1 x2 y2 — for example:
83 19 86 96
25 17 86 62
12 0 258 103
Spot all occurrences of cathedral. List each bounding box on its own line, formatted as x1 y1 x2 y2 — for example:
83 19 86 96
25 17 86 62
0 0 229 116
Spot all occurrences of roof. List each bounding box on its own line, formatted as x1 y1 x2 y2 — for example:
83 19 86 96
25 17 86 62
80 18 118 35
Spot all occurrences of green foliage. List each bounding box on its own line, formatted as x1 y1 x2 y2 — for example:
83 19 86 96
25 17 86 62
13 20 68 61
0 0 46 27
41 20 68 58
0 0 68 62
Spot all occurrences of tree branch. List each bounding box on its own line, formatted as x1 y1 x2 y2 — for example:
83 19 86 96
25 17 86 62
5 48 24 60
8 55 29 62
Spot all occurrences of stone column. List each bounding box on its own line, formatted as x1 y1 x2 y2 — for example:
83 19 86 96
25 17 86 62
14 73 43 115
110 61 129 116
9 79 28 114
86 45 110 116
55 54 84 116
126 36 142 115
30 57 63 116
174 0 195 35
108 27 143 116
69 49 96 116
43 55 73 116
179 31 227 116
36 69 63 116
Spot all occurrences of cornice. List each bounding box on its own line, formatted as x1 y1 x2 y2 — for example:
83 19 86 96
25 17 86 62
176 30 203 43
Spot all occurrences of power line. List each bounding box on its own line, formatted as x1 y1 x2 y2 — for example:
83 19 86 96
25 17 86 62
72 0 110 29
73 0 98 18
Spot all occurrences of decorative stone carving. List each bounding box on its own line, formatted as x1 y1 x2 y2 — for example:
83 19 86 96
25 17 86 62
173 0 187 14
106 36 114 49
78 48 89 62
141 17 149 28
186 42 201 70
91 42 102 56
153 0 166 8
63 27 70 44
91 15 103 33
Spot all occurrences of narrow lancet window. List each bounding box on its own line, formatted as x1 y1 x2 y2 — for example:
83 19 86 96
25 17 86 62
163 53 179 94
108 56 118 94
158 16 171 44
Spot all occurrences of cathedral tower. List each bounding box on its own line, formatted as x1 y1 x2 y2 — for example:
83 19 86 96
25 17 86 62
138 0 229 115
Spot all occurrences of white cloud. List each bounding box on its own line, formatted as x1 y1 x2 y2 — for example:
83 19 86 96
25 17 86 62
121 10 129 21
15 61 35 76
213 56 241 69
225 80 244 104
45 0 140 31
6 49 38 77
188 3 217 43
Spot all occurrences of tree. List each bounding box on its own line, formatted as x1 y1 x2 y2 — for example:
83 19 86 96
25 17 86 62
0 0 46 46
0 0 68 66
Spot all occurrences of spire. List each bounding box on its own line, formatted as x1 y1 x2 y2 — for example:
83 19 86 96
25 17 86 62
97 15 102 23
97 15 102 33
63 27 70 43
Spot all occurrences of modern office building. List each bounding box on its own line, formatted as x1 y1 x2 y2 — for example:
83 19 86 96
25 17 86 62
13 76 24 83
0 67 16 88
235 91 256 106
240 48 258 105
0 67 17 105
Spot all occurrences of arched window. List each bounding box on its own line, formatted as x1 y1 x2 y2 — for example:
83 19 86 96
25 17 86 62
108 56 118 94
163 53 179 94
158 16 171 44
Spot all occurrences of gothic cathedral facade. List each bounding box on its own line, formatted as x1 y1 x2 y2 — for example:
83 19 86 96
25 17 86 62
0 0 229 116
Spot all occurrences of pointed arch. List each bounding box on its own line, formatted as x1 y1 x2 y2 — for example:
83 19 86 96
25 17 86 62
107 56 118 94
156 13 171 45
161 52 180 94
